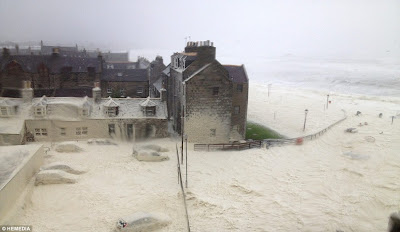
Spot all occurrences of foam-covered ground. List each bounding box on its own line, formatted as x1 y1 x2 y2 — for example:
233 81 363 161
13 83 400 231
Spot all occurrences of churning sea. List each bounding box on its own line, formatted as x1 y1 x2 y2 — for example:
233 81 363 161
130 49 400 97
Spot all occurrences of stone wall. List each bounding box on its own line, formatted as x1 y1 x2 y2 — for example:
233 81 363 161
184 62 233 143
101 81 149 98
25 118 168 142
231 82 248 140
168 68 183 133
0 145 44 223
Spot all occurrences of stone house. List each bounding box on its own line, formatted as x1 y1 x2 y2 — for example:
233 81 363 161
100 69 149 98
0 82 168 145
164 41 249 143
0 48 102 98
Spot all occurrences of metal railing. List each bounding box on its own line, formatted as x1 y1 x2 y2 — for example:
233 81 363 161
194 140 262 151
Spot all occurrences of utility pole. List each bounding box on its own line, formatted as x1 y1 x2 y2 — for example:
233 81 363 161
303 109 309 131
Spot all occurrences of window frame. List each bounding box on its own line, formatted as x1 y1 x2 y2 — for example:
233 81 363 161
234 106 240 115
212 87 219 96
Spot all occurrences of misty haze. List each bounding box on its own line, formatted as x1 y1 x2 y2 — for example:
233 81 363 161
0 1 399 232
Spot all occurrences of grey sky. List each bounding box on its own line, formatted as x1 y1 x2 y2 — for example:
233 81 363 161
0 0 399 59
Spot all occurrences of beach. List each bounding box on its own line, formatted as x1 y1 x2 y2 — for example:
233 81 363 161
7 82 400 231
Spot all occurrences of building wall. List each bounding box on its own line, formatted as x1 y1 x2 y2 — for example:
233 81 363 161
184 62 233 143
0 145 44 223
0 133 24 146
231 82 248 140
25 118 168 142
100 81 149 98
169 68 183 133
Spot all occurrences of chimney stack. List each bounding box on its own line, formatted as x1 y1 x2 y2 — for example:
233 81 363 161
92 82 101 103
21 81 34 102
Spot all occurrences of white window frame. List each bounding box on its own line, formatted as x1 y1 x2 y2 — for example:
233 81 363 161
0 107 9 117
81 108 90 117
76 127 88 136
137 87 143 94
35 128 48 136
105 107 117 117
34 106 46 116
107 88 112 94
109 124 115 135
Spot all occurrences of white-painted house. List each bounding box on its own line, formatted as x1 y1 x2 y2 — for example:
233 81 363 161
0 82 168 145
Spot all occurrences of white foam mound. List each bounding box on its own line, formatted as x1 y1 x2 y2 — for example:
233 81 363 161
140 144 169 152
35 170 78 185
40 162 87 174
134 150 169 162
55 142 83 153
116 212 170 232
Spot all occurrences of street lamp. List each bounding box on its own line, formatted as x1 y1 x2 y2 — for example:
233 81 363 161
303 109 309 131
184 134 188 188
326 94 330 109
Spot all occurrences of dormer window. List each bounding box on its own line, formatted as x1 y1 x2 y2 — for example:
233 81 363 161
145 106 156 116
0 107 9 117
140 97 157 117
81 108 90 117
0 99 17 117
105 106 118 117
34 106 46 117
103 97 119 117
33 96 47 117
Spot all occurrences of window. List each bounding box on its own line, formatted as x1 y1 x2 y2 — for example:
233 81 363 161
120 89 125 97
117 72 122 77
137 87 143 94
81 108 89 116
60 128 66 136
210 129 216 137
1 107 8 116
105 107 117 117
234 106 240 115
34 106 46 116
237 84 243 92
213 87 219 96
109 124 115 135
107 88 112 94
145 106 156 116
107 64 114 69
34 128 47 136
75 127 88 136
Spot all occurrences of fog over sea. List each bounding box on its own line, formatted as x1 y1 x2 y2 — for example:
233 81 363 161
131 49 400 97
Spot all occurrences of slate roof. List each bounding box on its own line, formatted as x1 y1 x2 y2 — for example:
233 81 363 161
223 65 248 83
0 55 101 73
101 69 148 82
105 61 138 69
55 87 93 97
